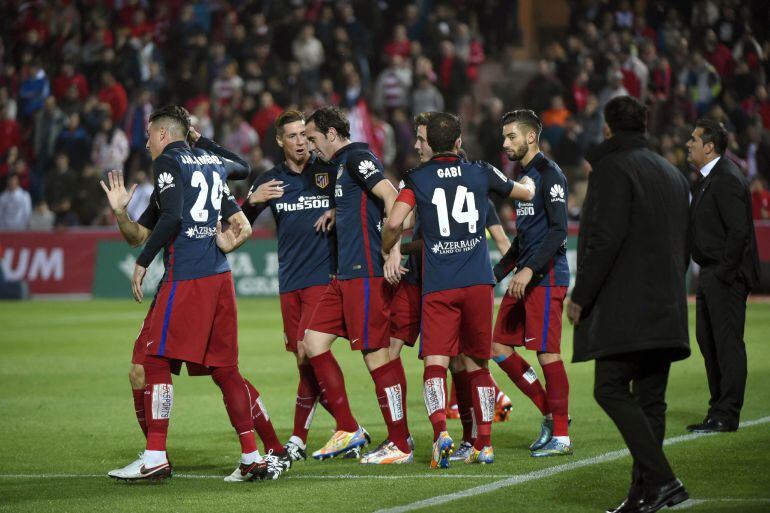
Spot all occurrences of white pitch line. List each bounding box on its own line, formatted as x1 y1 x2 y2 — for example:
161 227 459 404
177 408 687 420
373 416 770 513
0 472 514 481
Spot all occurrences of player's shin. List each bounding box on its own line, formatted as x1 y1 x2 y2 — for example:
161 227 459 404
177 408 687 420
143 355 173 464
309 351 359 432
468 368 496 451
423 365 448 440
494 351 548 415
243 378 283 454
451 369 475 443
292 364 323 443
370 359 410 454
211 366 261 461
542 360 570 441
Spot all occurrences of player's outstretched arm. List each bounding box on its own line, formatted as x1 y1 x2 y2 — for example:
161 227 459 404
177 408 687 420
382 200 413 285
100 170 151 247
510 175 536 201
217 211 252 253
189 128 251 180
370 179 400 216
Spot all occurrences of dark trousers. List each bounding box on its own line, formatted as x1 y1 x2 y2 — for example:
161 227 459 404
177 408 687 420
695 268 748 425
594 352 675 488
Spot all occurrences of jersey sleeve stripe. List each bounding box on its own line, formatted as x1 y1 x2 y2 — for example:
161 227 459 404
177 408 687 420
396 188 416 207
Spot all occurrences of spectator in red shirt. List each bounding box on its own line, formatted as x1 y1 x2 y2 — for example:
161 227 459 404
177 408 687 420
97 70 128 123
52 62 89 101
750 178 770 220
383 24 411 60
703 29 735 78
250 91 282 142
0 105 21 158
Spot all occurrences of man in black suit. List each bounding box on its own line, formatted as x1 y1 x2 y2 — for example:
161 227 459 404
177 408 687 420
686 118 760 433
568 96 691 513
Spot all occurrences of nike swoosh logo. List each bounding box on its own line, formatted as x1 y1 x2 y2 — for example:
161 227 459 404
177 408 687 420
146 341 153 348
525 337 536 343
351 338 360 344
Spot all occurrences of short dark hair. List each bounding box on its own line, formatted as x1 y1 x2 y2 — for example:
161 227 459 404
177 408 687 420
413 111 436 133
275 109 305 135
695 118 728 155
426 112 461 153
307 106 350 138
604 95 647 133
148 105 191 137
501 109 542 140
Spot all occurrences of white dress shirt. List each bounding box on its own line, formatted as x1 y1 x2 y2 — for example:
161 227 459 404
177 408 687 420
699 156 720 179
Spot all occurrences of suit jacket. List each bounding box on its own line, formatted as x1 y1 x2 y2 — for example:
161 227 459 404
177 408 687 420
689 156 760 288
572 132 691 363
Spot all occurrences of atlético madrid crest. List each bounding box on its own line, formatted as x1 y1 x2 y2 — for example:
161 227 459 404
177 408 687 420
315 173 329 189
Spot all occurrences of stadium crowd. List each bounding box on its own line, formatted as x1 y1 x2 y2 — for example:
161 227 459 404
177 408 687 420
1 0 769 230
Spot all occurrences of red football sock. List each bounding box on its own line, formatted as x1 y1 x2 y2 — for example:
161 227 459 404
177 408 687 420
542 360 569 437
370 359 410 453
243 378 283 453
310 351 358 432
211 366 258 454
451 369 474 443
292 364 324 443
132 388 148 437
498 352 548 415
392 357 410 437
423 365 447 440
468 368 495 450
143 355 173 452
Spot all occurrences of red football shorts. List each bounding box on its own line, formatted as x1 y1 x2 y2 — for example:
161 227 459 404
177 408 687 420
280 284 328 352
419 284 494 360
390 280 421 346
493 286 568 353
307 277 394 351
145 272 238 368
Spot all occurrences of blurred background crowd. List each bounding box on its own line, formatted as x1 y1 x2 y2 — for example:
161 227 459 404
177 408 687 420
1 0 769 233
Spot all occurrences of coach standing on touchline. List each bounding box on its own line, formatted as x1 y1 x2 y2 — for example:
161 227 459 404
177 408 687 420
568 96 690 513
686 119 760 434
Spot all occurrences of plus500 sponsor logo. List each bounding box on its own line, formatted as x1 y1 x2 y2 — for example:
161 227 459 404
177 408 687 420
276 196 330 212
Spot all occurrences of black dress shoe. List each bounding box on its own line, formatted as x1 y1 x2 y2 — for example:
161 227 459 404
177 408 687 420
636 478 689 513
606 486 644 513
686 416 710 432
690 417 738 433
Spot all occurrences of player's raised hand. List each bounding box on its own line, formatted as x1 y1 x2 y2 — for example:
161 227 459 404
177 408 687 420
507 266 533 300
100 170 137 214
248 179 285 205
188 127 202 144
132 264 146 303
314 209 336 233
383 248 408 286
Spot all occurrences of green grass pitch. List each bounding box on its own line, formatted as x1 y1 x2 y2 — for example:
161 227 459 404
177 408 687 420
1 299 769 513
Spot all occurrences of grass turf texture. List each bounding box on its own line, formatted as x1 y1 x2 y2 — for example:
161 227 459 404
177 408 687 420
0 299 768 513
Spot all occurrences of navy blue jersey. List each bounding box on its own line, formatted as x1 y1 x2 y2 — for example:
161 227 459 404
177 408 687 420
403 199 502 286
242 157 337 293
137 139 249 281
402 155 515 294
137 186 241 230
331 142 387 280
514 152 570 286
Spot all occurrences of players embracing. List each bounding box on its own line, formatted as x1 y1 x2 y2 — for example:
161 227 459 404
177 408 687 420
383 112 535 468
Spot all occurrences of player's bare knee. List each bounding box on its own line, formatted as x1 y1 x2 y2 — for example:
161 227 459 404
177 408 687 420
492 342 513 361
295 343 309 364
462 355 488 372
304 330 330 357
448 355 465 374
129 364 145 389
363 347 390 371
537 352 561 365
389 338 404 360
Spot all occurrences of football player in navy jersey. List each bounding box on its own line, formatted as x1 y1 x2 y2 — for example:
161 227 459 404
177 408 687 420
382 112 535 468
492 109 572 457
241 110 341 462
302 106 412 465
106 106 282 482
390 112 514 464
